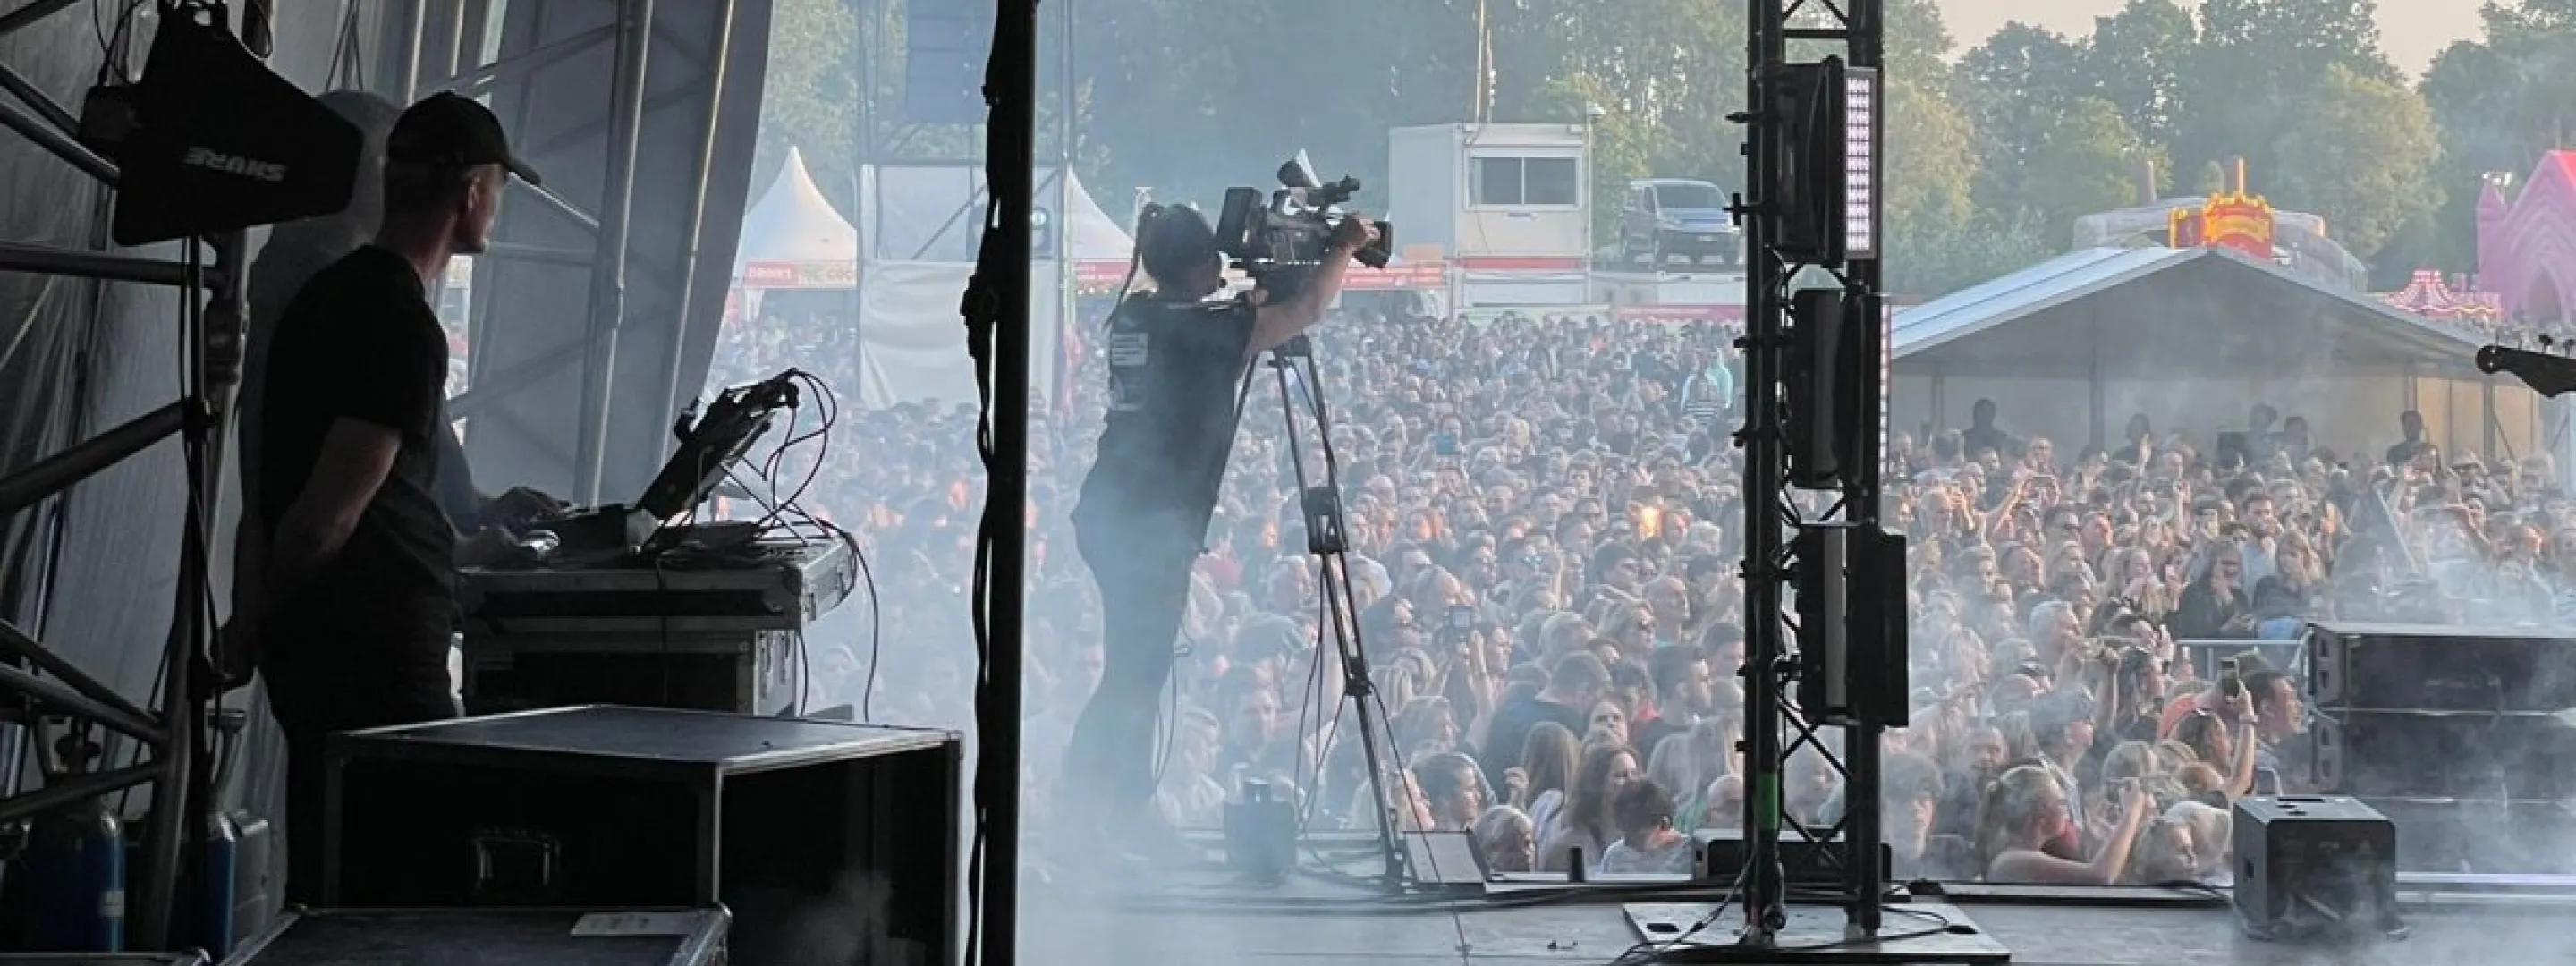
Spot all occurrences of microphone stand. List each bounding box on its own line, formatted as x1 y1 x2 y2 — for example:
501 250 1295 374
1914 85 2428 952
1263 332 1409 892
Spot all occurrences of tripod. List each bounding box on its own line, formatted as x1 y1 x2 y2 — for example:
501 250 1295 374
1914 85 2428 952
1258 333 1409 891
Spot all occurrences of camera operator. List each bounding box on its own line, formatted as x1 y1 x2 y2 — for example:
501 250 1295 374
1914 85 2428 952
1063 202 1377 858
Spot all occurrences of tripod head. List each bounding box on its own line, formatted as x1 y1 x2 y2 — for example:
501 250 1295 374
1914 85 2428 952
1267 334 1317 366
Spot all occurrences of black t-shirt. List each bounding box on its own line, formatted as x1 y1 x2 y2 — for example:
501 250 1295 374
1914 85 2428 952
257 246 456 629
1077 295 1257 540
2385 439 2433 467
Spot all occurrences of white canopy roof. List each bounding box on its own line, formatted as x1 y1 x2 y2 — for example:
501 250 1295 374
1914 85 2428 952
736 147 858 266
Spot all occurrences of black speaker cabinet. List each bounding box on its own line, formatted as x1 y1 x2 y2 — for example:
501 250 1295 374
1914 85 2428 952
2312 708 2576 800
2307 622 2576 712
322 706 961 966
223 908 727 965
2233 796 2399 936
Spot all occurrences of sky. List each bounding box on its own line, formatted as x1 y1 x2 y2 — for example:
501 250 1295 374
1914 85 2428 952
1936 0 2481 79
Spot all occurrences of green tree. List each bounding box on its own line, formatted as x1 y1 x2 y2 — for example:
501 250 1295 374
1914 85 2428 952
1882 0 1957 83
1512 0 1749 242
1885 79 1976 228
753 0 861 213
2419 2 2576 267
1879 78 1985 294
1890 209 2057 299
1959 24 2143 242
2173 0 2405 189
2270 64 2442 262
2082 0 2197 154
2016 97 2161 243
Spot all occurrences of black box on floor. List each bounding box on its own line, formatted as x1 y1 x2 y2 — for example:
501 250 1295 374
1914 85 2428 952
2233 796 2399 933
1690 829 1891 887
219 907 725 965
322 706 960 966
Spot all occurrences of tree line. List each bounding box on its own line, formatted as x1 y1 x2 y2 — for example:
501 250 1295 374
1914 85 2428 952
753 0 2576 298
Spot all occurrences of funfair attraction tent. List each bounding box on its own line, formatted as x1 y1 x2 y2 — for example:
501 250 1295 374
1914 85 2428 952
846 165 1133 408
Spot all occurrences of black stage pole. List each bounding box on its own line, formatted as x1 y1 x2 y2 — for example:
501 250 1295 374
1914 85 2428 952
970 0 1038 964
1736 0 1792 940
1842 2 1889 936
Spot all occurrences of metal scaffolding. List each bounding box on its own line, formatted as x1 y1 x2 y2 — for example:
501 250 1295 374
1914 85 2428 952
0 2 233 948
419 0 768 506
1735 0 1890 946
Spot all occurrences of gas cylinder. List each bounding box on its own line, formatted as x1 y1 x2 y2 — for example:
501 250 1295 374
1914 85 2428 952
200 809 240 957
24 798 124 952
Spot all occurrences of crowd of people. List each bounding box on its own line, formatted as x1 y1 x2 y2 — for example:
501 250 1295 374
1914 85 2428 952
694 296 2563 886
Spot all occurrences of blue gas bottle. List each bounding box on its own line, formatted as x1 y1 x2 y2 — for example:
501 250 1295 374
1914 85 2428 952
26 799 124 952
200 809 240 957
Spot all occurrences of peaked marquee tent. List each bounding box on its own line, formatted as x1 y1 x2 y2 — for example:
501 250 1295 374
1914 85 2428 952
735 147 860 290
847 164 1134 408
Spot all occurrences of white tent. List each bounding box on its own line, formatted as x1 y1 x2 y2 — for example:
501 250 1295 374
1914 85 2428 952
849 165 1131 408
734 147 859 288
860 164 1132 264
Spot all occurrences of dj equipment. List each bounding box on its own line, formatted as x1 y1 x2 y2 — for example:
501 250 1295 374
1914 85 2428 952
81 1 362 245
2233 796 2403 941
535 373 798 559
223 907 727 966
2304 622 2576 872
321 706 959 966
456 536 857 716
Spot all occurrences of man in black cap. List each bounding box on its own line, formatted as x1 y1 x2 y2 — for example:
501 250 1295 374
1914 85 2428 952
229 91 541 901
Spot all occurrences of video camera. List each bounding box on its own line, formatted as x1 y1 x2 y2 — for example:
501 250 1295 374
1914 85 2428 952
1212 152 1394 300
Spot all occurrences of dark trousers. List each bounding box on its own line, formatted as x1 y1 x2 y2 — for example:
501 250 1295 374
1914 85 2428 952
1063 516 1199 832
258 605 459 904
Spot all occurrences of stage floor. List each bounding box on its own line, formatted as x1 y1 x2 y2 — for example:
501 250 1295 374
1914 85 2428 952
1020 874 2576 965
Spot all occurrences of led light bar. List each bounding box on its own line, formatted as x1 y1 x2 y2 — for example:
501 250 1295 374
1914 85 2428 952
1842 67 1880 262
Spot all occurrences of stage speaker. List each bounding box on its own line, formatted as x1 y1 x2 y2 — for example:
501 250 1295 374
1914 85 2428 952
2312 708 2576 800
91 3 361 245
2307 622 2576 713
2233 796 2402 940
1784 288 1879 489
1793 523 1906 726
1760 60 1844 264
903 0 995 123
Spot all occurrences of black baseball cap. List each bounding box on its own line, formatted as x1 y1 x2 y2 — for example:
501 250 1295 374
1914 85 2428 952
386 92 542 187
